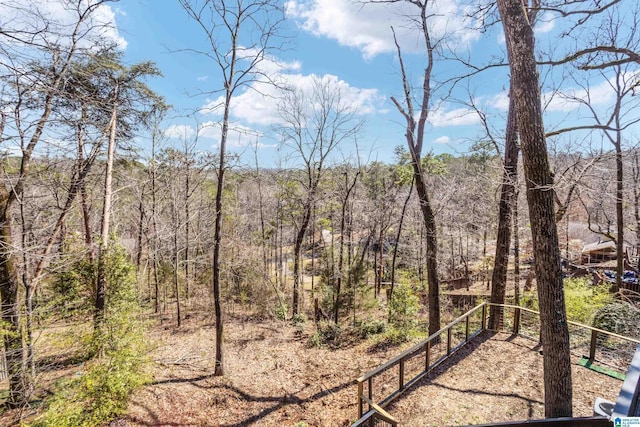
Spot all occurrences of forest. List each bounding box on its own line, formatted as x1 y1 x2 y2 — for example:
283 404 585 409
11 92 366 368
2 0 640 426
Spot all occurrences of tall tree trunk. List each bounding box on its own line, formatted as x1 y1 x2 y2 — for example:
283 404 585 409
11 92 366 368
614 139 623 293
335 170 359 324
489 91 519 329
0 192 24 407
174 231 182 327
95 88 118 333
255 153 268 279
78 114 95 264
389 19 441 336
212 92 231 376
293 200 312 316
413 172 441 337
311 203 316 297
390 178 414 298
136 195 145 275
20 190 35 398
151 143 160 315
513 187 521 306
184 159 191 303
335 199 347 324
496 0 572 416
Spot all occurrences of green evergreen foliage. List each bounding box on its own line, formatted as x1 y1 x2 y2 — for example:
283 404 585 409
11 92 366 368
354 318 386 338
275 302 289 321
50 258 95 317
32 244 150 427
309 320 342 348
592 302 640 338
563 279 613 324
388 283 419 330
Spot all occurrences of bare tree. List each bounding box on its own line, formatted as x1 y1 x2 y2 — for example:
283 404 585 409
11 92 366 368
334 164 360 323
489 90 519 329
180 0 286 375
496 0 573 417
278 76 362 316
368 0 444 336
554 31 640 291
94 60 161 337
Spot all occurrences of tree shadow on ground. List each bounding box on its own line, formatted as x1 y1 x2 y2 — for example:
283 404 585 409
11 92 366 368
384 331 543 418
426 382 542 418
128 371 354 426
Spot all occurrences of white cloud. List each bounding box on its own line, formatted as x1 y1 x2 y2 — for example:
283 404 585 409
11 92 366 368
434 136 450 144
201 72 384 126
543 78 619 113
429 105 481 127
197 76 209 82
0 0 126 50
485 72 629 114
285 0 480 59
164 124 196 139
535 12 555 34
199 51 319 126
488 91 510 111
197 121 264 149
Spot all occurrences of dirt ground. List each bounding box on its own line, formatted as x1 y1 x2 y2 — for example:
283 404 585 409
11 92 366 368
387 333 620 426
121 313 622 427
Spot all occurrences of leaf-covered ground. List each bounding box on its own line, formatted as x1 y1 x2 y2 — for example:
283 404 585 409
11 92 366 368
122 313 621 427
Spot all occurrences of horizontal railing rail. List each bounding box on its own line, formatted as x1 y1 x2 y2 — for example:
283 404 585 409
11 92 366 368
353 302 640 426
487 303 640 371
355 303 488 421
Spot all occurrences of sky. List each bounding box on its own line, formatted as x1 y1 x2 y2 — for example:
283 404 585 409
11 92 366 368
4 0 638 167
113 0 513 166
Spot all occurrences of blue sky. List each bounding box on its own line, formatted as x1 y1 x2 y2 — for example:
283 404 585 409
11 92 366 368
113 0 513 166
5 0 637 167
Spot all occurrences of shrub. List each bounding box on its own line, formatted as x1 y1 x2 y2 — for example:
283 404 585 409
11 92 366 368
291 313 307 326
309 320 342 347
563 278 613 324
275 302 289 321
355 318 386 338
592 302 640 338
388 283 419 330
521 278 613 324
371 325 421 349
31 243 150 427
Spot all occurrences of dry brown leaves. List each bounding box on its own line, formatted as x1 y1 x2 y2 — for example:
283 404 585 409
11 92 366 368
122 315 622 427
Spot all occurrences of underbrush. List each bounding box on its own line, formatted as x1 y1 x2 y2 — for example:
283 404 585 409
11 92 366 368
521 278 613 324
30 244 150 427
308 317 388 348
307 281 427 350
592 302 640 338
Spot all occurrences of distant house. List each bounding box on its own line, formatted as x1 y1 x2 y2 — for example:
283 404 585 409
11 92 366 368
581 239 617 264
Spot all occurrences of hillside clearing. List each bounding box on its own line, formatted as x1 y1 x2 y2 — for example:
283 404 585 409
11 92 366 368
121 314 621 427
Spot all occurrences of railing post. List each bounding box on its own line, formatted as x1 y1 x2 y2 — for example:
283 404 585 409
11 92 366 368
358 381 363 418
368 377 373 410
590 329 598 362
481 304 487 330
513 307 521 335
425 340 431 371
465 314 470 342
447 327 452 355
399 358 405 390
